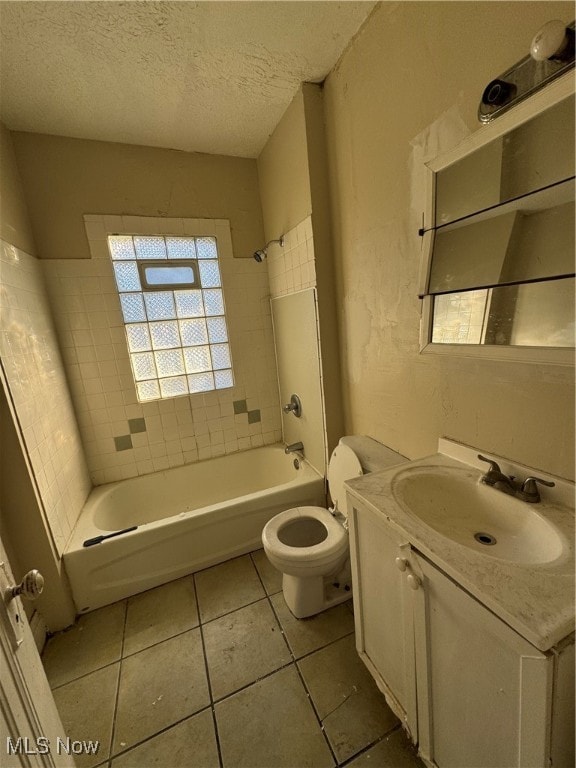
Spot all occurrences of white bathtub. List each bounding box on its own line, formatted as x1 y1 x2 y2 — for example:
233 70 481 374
63 445 324 612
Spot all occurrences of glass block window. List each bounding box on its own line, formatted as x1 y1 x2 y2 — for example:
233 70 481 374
108 235 233 402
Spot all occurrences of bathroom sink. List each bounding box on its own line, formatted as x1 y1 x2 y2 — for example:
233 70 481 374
391 465 565 564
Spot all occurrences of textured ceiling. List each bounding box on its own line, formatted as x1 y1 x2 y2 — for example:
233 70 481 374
0 1 376 158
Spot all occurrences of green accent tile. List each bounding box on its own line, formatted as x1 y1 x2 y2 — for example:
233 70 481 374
128 417 147 434
247 409 261 424
114 435 133 451
233 400 247 415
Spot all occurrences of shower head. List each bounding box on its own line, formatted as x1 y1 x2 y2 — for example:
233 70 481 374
252 235 284 262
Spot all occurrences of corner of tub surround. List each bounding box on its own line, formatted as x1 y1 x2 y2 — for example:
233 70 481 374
1 239 93 559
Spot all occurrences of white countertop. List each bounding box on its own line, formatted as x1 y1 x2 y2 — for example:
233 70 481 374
345 446 575 652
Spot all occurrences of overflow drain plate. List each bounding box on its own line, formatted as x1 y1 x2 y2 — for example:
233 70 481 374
474 532 497 546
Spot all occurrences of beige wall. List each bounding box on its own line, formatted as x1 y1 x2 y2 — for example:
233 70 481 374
11 132 265 260
258 84 344 461
323 1 575 479
0 122 36 255
301 85 345 454
257 89 311 241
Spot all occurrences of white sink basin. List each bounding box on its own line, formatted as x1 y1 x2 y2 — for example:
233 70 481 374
391 465 566 564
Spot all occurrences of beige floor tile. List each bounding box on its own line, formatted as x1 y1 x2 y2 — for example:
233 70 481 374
204 598 291 699
123 576 199 656
110 709 219 768
52 663 119 768
347 728 424 768
271 592 355 658
113 629 209 753
298 634 399 763
194 554 265 622
216 665 334 768
251 548 282 594
43 602 126 688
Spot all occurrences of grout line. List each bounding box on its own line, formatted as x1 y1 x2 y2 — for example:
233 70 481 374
293 656 339 765
48 657 121 692
117 621 202 661
251 553 338 766
106 705 214 763
47 592 280 693
250 552 294 658
107 599 128 763
193 571 224 768
303 626 355 658
338 723 408 767
198 591 269 627
211 658 297 705
46 554 381 768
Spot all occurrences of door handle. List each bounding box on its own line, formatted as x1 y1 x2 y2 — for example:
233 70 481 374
7 569 45 602
407 573 421 590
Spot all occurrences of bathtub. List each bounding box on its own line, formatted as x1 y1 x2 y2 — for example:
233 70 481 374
63 445 325 612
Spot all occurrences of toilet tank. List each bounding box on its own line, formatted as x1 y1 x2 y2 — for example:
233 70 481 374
339 436 408 475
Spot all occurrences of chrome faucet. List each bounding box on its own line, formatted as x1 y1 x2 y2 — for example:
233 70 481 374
478 455 554 503
478 455 517 495
285 442 304 455
516 476 555 503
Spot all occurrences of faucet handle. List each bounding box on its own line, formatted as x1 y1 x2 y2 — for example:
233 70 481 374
282 394 302 418
520 476 555 502
478 454 502 474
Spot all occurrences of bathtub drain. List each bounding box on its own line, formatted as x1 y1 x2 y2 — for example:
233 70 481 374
474 532 497 546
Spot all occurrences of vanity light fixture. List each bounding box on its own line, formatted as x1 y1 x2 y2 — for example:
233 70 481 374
478 19 575 122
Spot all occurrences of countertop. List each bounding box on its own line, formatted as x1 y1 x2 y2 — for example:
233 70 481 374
345 450 575 652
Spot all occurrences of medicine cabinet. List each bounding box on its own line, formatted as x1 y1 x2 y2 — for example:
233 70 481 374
418 71 574 365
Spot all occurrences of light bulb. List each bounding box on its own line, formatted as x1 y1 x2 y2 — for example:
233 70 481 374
530 20 568 61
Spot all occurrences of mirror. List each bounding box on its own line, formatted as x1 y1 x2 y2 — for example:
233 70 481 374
422 90 575 354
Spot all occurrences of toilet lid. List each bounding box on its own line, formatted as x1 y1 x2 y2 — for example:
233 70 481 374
328 443 363 516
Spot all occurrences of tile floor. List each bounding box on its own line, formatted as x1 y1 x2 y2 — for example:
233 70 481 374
42 551 423 768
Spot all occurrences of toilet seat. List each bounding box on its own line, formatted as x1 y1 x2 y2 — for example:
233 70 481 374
327 443 363 517
261 506 348 570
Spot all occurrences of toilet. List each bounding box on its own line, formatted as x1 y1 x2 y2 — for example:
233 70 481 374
262 436 407 618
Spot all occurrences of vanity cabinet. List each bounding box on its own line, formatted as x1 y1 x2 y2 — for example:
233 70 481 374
348 500 417 737
348 498 574 768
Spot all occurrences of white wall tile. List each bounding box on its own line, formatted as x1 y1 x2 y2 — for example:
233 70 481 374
40 216 282 484
268 215 317 299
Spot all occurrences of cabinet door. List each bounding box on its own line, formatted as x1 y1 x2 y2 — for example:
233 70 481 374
415 554 553 768
348 502 417 738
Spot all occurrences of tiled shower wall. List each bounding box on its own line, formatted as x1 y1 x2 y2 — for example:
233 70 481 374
42 215 282 485
267 216 316 298
0 240 91 554
266 215 327 472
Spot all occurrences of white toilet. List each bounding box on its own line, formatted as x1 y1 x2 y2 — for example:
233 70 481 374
262 436 407 618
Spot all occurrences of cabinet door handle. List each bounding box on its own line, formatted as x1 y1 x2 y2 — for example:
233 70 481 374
395 557 408 572
407 573 421 590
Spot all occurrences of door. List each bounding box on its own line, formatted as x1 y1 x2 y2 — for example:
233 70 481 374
0 535 74 768
414 553 553 768
348 501 417 738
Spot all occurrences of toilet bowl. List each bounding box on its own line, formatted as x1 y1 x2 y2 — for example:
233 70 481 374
262 436 407 618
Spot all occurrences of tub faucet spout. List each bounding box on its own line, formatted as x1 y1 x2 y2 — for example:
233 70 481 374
285 442 304 455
